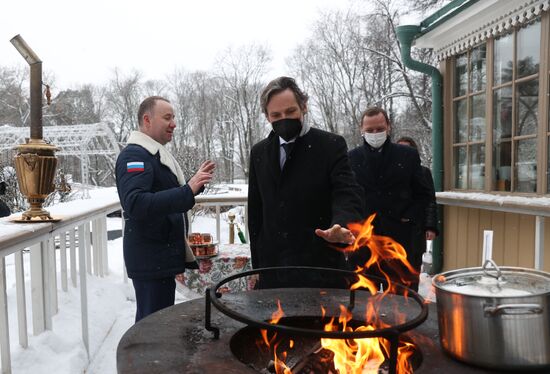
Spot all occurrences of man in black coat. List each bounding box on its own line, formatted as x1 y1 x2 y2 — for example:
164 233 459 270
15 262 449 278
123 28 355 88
348 107 433 289
396 137 439 253
116 96 215 322
248 77 364 288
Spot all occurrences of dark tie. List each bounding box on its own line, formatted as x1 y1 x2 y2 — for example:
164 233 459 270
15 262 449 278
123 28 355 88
281 142 295 169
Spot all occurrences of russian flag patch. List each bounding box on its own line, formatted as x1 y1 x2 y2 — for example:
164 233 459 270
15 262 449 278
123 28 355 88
127 161 144 172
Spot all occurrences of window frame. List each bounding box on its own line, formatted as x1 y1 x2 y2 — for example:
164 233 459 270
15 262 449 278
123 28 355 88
447 15 549 195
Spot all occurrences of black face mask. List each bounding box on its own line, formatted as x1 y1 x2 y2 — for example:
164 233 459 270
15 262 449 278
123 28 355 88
271 118 302 142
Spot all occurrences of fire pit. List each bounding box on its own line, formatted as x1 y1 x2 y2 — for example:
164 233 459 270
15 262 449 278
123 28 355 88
204 267 427 374
117 264 512 374
117 213 532 373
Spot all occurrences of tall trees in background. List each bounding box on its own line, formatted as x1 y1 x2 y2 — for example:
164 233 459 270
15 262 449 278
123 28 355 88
105 69 143 142
216 44 271 179
0 0 439 183
289 0 434 154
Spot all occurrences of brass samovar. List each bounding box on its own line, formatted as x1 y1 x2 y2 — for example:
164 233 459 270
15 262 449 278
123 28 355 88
10 35 59 222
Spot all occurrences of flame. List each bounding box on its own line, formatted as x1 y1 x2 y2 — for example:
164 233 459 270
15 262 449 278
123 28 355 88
259 214 421 373
344 214 418 295
317 213 417 373
259 300 292 374
270 299 285 324
321 304 415 374
272 342 292 374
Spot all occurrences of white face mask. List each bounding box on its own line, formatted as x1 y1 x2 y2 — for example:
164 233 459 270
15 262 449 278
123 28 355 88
363 131 387 148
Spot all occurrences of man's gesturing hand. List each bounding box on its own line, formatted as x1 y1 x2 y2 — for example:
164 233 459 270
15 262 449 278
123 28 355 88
188 160 215 195
315 224 356 245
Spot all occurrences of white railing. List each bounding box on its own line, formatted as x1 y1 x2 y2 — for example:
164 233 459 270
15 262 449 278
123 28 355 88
0 189 120 374
0 187 250 373
193 194 248 242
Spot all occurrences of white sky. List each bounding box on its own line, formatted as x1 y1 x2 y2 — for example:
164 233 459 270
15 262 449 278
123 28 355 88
1 0 352 90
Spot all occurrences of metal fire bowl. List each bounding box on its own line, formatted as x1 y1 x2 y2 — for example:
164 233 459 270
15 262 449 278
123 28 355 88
116 291 501 374
13 140 60 222
206 267 428 340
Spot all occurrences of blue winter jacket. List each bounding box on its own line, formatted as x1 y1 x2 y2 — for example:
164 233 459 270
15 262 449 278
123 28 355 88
115 144 197 280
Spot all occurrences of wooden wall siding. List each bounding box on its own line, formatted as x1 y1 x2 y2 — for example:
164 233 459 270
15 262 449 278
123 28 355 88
442 206 543 271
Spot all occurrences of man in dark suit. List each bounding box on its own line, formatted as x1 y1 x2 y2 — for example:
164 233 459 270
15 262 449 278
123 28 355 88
348 107 433 289
396 136 439 251
248 76 363 288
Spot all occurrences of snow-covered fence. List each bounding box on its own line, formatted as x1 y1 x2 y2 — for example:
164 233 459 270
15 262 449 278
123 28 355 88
0 188 120 374
193 192 248 242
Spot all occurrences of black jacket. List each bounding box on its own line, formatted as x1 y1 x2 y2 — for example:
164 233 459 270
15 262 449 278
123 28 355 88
348 140 433 271
115 144 197 280
248 128 363 285
422 166 438 235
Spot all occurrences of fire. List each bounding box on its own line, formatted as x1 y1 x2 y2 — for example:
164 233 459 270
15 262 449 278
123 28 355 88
322 305 386 373
260 300 293 374
262 302 416 374
345 214 418 295
260 214 420 373
320 304 415 374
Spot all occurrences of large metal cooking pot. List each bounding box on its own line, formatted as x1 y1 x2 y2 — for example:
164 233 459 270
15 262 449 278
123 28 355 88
433 260 550 370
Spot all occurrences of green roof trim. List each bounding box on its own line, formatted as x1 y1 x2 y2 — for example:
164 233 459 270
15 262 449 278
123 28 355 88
419 0 480 35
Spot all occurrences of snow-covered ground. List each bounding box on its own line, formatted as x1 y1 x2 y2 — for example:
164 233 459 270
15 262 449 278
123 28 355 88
2 186 244 374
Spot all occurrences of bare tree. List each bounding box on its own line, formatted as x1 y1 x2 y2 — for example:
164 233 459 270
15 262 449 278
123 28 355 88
406 0 447 13
289 10 376 147
48 86 101 126
215 44 272 178
105 68 143 142
0 66 29 126
288 0 435 151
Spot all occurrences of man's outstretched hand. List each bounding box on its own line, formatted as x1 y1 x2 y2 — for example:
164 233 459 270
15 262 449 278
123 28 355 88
188 160 215 195
315 224 355 245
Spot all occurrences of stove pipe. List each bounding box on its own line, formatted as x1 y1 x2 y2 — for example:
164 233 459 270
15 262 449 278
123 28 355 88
9 34 59 222
10 34 43 140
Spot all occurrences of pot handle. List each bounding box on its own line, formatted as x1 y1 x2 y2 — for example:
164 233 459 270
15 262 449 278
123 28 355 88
482 259 502 280
484 303 543 316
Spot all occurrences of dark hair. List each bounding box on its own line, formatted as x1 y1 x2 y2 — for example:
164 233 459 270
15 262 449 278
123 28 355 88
396 136 418 149
137 96 170 127
260 76 308 116
360 106 390 126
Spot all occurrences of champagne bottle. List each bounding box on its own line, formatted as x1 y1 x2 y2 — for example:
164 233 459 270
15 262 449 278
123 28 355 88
236 224 246 244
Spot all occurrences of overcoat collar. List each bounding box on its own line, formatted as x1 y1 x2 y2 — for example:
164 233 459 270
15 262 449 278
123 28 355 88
127 131 186 185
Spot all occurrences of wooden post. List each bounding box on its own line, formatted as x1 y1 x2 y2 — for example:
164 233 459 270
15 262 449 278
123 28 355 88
0 256 12 374
14 250 28 348
78 224 89 356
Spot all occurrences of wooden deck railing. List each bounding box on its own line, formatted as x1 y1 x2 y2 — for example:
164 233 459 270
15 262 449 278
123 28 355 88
0 188 120 374
0 187 249 374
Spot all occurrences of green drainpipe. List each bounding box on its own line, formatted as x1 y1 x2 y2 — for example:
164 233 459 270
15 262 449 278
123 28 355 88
396 24 444 274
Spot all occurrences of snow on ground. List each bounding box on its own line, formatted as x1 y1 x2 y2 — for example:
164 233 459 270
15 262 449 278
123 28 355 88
4 229 136 374
2 184 244 374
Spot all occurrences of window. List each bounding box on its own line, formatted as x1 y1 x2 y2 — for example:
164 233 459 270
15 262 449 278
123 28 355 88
451 19 542 193
452 44 486 189
493 22 540 193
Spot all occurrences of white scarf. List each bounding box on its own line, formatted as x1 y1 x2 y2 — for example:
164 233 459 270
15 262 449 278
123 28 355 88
127 130 196 263
127 131 186 185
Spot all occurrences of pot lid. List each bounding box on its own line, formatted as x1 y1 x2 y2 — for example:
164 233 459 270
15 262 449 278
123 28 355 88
434 260 550 297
